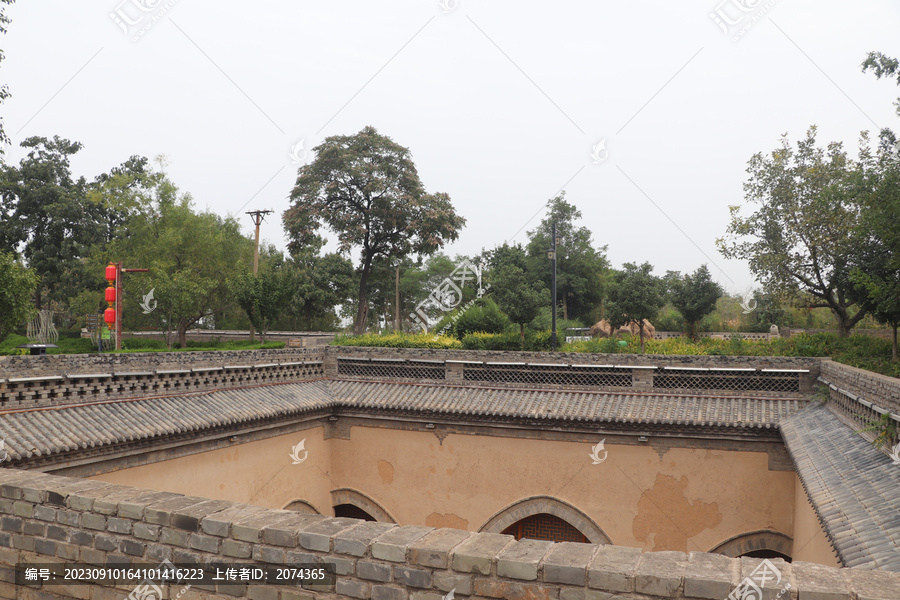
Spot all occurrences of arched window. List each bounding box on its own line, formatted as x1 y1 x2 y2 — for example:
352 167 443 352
334 504 377 521
282 499 319 514
502 513 588 543
480 496 611 545
330 488 396 523
710 530 793 562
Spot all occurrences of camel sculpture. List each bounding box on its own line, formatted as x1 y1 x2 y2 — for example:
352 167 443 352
590 318 656 341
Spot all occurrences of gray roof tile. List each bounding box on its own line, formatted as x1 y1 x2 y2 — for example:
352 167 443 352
780 402 900 571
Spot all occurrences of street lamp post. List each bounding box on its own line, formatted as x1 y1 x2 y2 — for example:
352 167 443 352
548 222 559 351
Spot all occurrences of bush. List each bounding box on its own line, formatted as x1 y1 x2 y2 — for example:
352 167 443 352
461 330 554 351
450 298 512 339
332 332 462 349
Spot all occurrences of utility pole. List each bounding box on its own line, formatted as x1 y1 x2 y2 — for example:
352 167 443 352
246 210 273 341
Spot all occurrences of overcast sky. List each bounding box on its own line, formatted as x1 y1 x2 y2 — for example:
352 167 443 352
3 1 899 297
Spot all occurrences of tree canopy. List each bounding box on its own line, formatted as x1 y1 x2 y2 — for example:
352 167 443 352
606 262 664 353
718 127 869 336
284 126 465 334
667 265 723 340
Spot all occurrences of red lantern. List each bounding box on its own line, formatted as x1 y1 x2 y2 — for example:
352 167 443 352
105 263 117 285
105 286 116 305
104 308 116 325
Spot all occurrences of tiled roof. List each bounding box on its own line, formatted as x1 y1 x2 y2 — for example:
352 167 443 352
0 379 805 462
0 382 332 461
780 402 900 571
327 380 804 428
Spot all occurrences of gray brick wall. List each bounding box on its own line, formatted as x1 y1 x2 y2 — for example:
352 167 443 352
0 468 895 600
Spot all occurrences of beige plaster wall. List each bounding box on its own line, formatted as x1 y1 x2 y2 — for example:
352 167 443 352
791 475 840 567
92 422 817 561
92 425 332 514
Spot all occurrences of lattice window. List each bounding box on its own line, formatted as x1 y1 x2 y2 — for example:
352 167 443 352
501 513 587 543
337 358 445 380
653 369 800 393
463 364 632 387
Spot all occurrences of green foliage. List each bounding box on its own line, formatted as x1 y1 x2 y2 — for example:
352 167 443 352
0 252 38 340
230 265 292 342
667 265 723 339
718 127 870 336
490 264 548 338
285 126 466 334
606 262 664 352
528 308 584 332
105 175 252 348
461 330 552 351
446 298 511 339
856 412 898 449
525 194 608 323
332 332 462 349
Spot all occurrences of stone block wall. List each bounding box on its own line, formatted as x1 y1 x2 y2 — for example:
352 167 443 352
818 359 900 450
0 468 897 600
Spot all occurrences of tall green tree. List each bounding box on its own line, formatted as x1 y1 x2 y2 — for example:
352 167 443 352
0 251 37 341
718 127 869 337
0 136 97 309
284 126 465 334
231 263 292 343
851 53 900 359
606 262 664 353
107 175 252 347
668 265 723 340
0 0 15 149
525 194 607 322
287 249 355 331
491 264 549 340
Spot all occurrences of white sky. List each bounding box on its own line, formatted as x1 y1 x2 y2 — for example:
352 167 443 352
3 1 899 297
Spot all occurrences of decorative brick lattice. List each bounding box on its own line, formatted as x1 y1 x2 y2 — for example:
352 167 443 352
463 364 632 387
337 358 445 380
823 379 900 450
653 368 802 393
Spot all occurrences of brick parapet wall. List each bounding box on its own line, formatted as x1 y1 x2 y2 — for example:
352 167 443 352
328 347 820 396
0 349 326 410
819 359 900 414
0 468 896 600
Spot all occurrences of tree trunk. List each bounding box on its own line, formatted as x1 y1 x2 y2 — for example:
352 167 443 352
354 254 373 335
562 298 568 321
178 327 187 348
638 321 645 354
520 323 525 341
